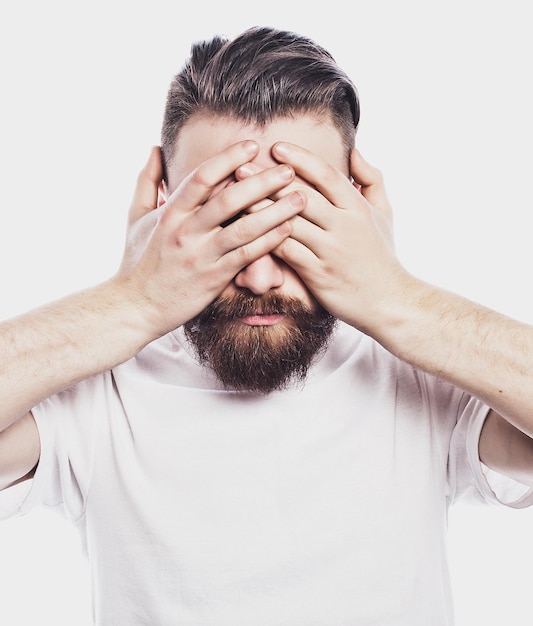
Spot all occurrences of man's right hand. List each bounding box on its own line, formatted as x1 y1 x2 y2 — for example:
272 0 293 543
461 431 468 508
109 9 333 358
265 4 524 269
0 142 304 487
114 141 305 339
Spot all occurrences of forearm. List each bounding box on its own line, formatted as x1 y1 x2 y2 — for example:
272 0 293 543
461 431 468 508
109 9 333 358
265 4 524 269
0 279 156 430
371 273 533 434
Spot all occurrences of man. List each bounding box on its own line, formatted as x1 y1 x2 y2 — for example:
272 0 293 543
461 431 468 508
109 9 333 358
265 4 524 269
1 25 533 625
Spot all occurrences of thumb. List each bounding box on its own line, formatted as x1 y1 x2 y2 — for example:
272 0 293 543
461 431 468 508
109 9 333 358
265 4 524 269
128 146 163 225
350 149 393 220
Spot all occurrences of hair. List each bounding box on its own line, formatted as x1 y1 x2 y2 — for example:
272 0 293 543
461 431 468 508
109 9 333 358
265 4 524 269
160 26 360 179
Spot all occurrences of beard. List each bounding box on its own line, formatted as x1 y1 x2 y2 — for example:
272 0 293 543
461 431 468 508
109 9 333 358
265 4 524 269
183 292 336 394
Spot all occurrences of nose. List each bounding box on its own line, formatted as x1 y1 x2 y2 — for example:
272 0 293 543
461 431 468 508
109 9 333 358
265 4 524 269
234 253 285 295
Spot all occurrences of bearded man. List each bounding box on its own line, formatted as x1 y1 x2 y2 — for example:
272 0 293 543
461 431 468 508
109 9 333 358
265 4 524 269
2 26 533 626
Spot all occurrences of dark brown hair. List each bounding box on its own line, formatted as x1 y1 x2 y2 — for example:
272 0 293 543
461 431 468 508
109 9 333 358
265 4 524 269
161 26 360 179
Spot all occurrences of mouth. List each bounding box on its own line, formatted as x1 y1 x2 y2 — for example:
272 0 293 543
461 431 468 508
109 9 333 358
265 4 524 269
239 313 286 326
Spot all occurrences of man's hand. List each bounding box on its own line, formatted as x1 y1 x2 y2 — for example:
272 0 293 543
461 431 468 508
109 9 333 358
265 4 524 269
115 142 305 337
269 142 407 333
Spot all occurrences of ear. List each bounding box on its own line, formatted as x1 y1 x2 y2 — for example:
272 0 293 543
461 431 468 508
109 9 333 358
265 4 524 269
157 180 168 207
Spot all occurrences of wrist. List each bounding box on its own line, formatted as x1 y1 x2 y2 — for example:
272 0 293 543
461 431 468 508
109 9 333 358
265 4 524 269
355 271 442 361
102 276 172 350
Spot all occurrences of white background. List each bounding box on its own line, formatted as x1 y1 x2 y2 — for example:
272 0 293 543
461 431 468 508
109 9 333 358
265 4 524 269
1 0 533 623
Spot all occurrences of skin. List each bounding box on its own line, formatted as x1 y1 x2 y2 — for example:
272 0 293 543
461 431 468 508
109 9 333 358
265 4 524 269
163 115 350 318
1 113 533 491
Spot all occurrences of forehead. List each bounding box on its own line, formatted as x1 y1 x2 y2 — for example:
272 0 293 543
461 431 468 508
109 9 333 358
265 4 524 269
167 114 347 191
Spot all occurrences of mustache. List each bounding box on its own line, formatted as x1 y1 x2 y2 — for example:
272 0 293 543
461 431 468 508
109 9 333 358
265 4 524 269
192 292 316 323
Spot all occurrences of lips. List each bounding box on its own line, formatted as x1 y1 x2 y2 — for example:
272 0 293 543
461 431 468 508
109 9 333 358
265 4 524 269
193 293 298 327
240 313 285 326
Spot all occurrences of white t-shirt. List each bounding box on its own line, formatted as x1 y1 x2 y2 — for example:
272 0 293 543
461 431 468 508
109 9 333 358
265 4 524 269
1 322 532 625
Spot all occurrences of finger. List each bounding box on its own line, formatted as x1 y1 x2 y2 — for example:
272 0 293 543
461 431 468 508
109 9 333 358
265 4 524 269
218 221 296 279
282 212 328 252
195 164 295 231
220 197 274 228
223 164 274 221
274 230 318 274
128 146 163 225
167 140 259 211
246 197 274 214
272 142 353 209
284 188 338 231
349 149 393 219
216 190 305 255
234 161 262 180
236 161 303 212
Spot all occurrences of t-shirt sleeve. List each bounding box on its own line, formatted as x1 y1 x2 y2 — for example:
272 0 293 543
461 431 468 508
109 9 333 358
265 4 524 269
0 373 109 522
0 403 63 520
448 395 533 508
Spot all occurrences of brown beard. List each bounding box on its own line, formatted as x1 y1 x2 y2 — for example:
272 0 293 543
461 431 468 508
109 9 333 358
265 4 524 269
183 292 336 394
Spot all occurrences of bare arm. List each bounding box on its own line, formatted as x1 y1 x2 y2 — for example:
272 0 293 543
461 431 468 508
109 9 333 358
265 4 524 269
378 277 533 486
0 148 166 436
0 281 155 432
0 280 158 490
373 276 533 486
371 277 533 430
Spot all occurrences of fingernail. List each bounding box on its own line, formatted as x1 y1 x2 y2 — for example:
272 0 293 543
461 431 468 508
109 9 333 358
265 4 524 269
274 142 290 158
236 163 255 178
289 190 304 207
278 164 293 180
276 221 291 235
243 140 258 155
